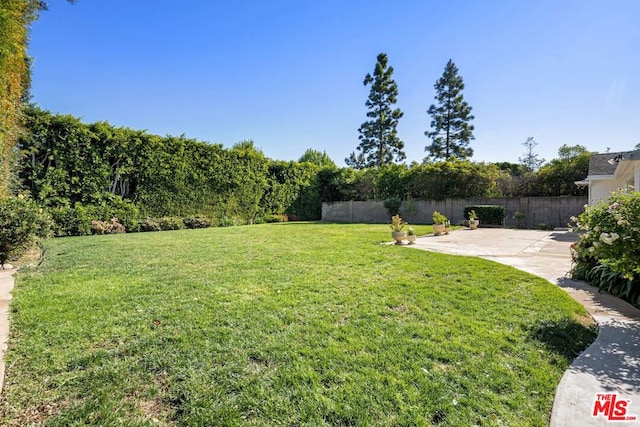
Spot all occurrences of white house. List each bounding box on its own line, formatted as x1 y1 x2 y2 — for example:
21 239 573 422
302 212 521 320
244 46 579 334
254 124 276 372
575 150 640 205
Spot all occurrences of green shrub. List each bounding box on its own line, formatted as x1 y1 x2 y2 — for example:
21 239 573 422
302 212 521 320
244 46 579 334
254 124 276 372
571 190 640 308
183 215 212 229
383 197 402 216
158 217 185 231
264 214 288 223
47 205 92 236
0 196 51 265
464 205 505 225
513 211 526 228
91 218 126 235
139 217 162 232
46 195 140 236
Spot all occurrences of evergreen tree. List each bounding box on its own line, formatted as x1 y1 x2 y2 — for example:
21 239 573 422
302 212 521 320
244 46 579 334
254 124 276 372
519 137 545 171
348 53 405 168
425 59 474 161
344 151 367 170
299 149 336 169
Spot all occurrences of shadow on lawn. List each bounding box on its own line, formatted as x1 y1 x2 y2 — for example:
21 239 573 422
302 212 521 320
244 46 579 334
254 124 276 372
530 317 597 363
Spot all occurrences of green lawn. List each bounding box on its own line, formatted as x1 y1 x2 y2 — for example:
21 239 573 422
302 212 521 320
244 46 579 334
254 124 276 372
0 223 595 426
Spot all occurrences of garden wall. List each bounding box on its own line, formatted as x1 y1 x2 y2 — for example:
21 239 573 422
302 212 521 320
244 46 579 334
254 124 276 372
322 196 588 229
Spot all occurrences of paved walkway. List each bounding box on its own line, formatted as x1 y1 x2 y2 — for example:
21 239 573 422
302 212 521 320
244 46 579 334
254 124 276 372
408 228 640 426
0 266 15 394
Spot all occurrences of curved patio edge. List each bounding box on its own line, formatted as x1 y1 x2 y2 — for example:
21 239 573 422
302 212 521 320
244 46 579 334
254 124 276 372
405 228 640 426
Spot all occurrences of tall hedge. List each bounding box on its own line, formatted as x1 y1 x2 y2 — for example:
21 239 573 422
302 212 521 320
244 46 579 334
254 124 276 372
18 107 325 224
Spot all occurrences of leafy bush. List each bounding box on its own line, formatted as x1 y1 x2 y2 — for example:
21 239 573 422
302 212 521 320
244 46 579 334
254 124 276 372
464 205 505 225
47 205 92 236
571 190 640 307
0 196 51 265
183 215 212 229
217 216 237 227
405 161 502 200
45 195 140 236
91 217 126 235
139 217 162 232
383 197 402 216
264 214 289 223
158 217 185 231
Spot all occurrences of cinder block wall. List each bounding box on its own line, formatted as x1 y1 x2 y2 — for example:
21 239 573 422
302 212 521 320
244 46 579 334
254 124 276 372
321 197 587 229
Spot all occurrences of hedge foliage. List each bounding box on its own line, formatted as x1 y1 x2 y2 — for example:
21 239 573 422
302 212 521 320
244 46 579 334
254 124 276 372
15 107 590 237
18 107 328 235
464 205 506 225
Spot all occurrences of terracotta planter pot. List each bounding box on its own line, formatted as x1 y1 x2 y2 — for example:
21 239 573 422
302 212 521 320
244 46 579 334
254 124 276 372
433 224 445 235
406 234 416 244
469 219 479 230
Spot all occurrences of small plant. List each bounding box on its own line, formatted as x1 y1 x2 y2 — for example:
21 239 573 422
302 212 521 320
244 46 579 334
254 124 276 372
404 198 417 221
389 214 406 232
407 227 415 236
468 210 478 221
513 211 526 228
432 211 447 225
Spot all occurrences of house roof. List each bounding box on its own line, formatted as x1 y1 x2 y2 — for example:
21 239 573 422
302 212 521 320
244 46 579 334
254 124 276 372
587 151 635 176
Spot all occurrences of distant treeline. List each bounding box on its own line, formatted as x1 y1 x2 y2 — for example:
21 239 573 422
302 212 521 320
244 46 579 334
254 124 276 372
16 106 588 235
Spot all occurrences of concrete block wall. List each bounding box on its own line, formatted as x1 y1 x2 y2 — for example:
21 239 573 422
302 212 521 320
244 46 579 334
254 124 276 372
322 196 587 229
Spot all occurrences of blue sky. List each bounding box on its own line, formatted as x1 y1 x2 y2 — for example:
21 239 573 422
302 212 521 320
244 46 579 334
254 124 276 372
29 0 640 166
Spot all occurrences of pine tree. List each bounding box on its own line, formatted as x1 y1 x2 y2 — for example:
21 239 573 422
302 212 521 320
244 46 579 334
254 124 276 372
347 53 405 168
519 137 545 171
425 59 474 161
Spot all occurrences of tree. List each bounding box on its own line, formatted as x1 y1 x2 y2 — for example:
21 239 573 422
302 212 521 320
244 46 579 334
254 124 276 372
425 59 474 161
519 137 545 171
299 148 336 169
558 144 589 160
348 53 405 168
533 145 592 196
344 151 366 169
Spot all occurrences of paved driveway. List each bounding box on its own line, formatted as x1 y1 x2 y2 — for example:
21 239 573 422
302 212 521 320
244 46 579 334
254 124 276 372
408 228 640 426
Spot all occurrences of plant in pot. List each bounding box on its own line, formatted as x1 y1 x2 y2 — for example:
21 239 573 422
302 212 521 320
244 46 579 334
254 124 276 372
444 220 452 235
389 214 407 245
406 227 417 244
432 211 448 236
468 210 479 230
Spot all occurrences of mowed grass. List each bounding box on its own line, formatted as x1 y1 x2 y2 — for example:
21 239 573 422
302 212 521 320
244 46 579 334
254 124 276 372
0 223 595 426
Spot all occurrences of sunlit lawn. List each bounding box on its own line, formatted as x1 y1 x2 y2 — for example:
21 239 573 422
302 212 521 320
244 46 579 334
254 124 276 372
0 223 595 426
